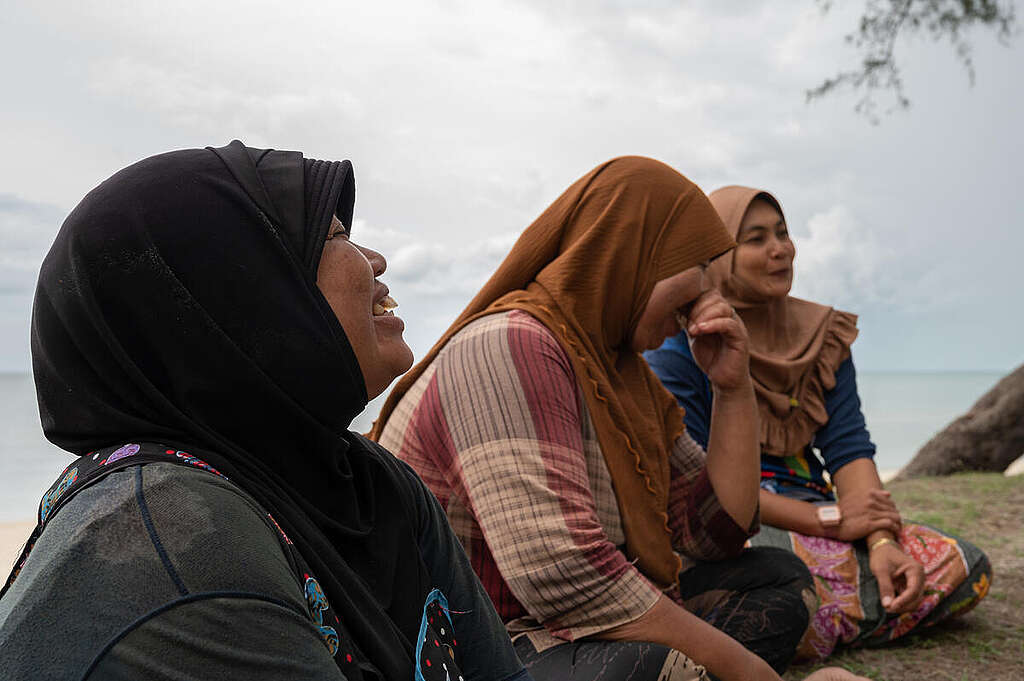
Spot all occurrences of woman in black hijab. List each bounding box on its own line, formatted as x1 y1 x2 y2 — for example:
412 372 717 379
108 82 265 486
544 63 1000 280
0 141 531 681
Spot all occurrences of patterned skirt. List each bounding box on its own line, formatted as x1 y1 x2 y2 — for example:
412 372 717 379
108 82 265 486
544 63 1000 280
749 522 991 661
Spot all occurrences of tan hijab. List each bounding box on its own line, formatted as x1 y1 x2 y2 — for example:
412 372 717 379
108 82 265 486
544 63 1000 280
707 186 858 457
372 157 735 588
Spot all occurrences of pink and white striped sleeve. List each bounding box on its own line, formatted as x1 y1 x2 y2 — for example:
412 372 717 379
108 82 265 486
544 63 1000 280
432 311 661 640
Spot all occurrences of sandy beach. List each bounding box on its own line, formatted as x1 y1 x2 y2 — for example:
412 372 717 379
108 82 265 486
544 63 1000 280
1 521 35 575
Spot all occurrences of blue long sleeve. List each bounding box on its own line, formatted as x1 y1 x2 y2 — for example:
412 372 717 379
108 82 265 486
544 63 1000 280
814 356 876 475
643 331 712 449
647 331 878 497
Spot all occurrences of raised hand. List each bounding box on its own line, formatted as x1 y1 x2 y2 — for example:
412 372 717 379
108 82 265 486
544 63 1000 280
685 289 750 393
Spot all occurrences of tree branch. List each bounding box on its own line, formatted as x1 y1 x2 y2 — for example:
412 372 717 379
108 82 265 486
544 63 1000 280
809 0 1017 122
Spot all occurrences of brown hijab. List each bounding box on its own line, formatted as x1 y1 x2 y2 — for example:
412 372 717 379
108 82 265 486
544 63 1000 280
372 157 735 587
707 186 859 457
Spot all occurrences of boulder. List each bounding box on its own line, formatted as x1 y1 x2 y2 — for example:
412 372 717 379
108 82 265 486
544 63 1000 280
897 363 1024 479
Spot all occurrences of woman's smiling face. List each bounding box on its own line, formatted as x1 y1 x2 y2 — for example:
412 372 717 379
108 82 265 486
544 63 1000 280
732 198 795 301
316 216 414 399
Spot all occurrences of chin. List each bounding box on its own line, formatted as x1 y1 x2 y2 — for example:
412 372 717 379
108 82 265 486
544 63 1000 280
387 342 415 376
761 281 792 299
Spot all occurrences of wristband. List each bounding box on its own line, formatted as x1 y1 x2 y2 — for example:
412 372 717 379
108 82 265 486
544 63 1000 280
869 537 897 552
816 504 841 527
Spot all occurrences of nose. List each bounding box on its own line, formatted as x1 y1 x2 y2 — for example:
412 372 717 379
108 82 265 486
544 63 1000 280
767 236 787 259
357 244 387 277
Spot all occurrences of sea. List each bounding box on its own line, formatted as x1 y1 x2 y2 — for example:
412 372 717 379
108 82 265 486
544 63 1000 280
0 370 1008 523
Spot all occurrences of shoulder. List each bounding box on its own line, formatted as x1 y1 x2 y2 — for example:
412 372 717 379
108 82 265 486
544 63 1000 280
138 463 302 595
77 462 302 602
450 309 563 352
0 462 307 680
441 310 573 376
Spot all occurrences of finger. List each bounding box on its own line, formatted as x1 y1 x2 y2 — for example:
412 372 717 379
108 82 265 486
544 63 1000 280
687 300 734 329
868 516 901 535
890 563 926 613
869 491 897 508
875 564 895 610
685 288 726 322
873 498 900 515
687 317 744 341
880 511 902 527
689 335 723 375
886 563 918 613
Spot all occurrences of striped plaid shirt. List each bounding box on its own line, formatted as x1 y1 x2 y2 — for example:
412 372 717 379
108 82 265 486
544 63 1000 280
378 310 755 646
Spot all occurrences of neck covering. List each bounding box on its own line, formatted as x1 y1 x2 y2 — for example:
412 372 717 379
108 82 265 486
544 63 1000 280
706 186 859 456
371 157 735 588
32 140 430 680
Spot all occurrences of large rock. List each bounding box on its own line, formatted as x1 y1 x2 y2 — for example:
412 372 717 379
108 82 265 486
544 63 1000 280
897 363 1024 479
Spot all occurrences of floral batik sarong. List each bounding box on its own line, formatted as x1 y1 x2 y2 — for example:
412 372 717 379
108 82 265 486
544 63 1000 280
749 522 991 661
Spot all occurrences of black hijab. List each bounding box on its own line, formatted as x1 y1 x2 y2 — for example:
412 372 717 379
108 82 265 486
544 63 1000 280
31 140 431 680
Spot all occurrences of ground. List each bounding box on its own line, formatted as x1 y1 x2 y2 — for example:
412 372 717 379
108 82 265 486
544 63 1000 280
783 473 1024 681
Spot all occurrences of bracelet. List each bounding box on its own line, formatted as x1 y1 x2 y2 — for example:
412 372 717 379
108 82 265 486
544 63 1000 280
869 537 897 552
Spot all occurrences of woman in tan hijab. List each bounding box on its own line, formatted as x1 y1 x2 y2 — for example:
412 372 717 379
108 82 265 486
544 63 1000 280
372 159 867 681
646 186 992 661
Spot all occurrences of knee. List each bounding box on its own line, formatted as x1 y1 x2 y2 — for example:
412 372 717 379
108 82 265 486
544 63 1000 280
966 550 993 604
745 546 815 592
950 537 993 605
720 548 815 672
750 548 815 669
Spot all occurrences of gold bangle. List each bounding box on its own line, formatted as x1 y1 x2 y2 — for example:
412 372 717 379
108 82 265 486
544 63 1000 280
869 537 897 552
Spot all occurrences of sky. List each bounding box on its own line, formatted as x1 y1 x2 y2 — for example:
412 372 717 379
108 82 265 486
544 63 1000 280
2 0 1022 401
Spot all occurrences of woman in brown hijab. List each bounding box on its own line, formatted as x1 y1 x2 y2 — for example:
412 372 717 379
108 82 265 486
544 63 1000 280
371 158 867 681
646 186 992 661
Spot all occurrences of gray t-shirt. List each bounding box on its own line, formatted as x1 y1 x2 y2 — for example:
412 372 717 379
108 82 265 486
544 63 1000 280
0 461 528 681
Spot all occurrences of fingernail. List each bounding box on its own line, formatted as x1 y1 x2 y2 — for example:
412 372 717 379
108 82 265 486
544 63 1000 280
688 324 697 335
882 596 892 606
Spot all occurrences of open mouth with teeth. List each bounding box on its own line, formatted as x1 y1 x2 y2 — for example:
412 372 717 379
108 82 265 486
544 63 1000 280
373 295 398 316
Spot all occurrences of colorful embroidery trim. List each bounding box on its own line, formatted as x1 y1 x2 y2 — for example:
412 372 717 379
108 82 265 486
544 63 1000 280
416 588 465 681
305 575 339 656
104 443 141 465
169 449 227 479
39 467 79 523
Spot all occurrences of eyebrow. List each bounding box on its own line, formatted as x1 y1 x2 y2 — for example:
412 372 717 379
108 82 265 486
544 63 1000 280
741 218 785 234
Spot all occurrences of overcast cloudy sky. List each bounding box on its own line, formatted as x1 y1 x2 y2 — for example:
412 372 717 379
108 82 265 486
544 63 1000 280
2 1 1022 396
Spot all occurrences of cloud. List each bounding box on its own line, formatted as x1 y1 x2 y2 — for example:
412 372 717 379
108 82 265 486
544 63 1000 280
790 202 984 319
790 205 889 308
355 217 517 316
1 0 1022 372
88 58 365 139
386 233 518 295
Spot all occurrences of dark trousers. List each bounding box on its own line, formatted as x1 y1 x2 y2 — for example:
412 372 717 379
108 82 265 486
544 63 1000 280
514 547 813 681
